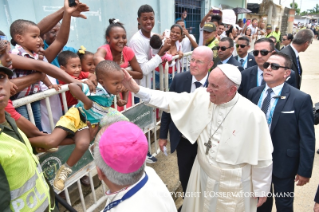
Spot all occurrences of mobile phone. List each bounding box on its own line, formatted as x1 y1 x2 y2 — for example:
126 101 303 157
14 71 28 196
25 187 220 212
69 0 77 7
164 29 170 38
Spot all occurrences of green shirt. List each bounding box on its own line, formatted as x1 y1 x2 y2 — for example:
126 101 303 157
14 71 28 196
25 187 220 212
0 112 58 212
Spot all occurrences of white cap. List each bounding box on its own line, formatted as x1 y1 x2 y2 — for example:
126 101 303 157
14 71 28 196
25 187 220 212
217 64 242 86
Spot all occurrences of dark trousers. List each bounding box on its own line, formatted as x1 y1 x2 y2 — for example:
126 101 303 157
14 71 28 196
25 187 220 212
257 175 295 212
175 136 198 193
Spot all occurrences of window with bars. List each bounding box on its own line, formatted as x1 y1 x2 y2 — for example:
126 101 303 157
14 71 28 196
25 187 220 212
175 0 203 43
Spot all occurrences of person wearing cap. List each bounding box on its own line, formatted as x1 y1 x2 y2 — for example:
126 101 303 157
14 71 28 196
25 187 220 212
0 64 58 211
203 22 219 69
272 27 281 50
121 55 273 212
247 52 315 212
94 121 176 212
265 24 274 38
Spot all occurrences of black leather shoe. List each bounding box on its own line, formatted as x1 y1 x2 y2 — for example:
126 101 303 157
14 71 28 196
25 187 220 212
80 175 91 187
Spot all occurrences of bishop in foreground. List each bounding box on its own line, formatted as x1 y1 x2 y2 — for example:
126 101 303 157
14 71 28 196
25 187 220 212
122 46 273 212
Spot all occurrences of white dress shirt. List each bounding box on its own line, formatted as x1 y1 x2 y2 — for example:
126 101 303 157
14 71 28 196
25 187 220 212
259 83 284 129
237 54 248 69
257 66 264 86
190 73 208 93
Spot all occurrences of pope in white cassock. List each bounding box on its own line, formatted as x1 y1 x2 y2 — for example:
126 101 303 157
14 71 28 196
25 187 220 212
121 46 273 212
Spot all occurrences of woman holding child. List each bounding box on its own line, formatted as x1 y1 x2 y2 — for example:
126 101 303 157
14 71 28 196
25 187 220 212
94 19 143 111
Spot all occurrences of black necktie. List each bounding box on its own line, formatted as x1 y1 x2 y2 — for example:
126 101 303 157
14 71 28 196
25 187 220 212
194 81 202 88
240 59 244 66
296 56 301 75
261 73 265 86
261 88 273 115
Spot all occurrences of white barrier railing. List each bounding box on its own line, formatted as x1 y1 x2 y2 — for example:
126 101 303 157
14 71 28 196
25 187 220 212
11 51 193 212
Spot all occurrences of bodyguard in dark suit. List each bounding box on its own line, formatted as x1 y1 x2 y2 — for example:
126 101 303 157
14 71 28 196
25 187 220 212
238 38 296 98
234 36 257 70
247 52 315 212
159 46 213 193
217 37 244 71
280 29 314 89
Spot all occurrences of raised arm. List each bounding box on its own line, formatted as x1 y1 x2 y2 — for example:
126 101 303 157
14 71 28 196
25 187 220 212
183 29 198 48
44 0 89 62
38 1 89 36
38 8 64 36
200 9 213 28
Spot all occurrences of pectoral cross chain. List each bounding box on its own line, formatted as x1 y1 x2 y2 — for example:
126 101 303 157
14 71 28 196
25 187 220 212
204 139 212 155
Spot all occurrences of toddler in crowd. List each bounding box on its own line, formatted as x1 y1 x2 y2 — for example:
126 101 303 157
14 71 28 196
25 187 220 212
78 46 95 74
30 60 125 191
9 20 59 131
150 34 173 63
58 50 95 108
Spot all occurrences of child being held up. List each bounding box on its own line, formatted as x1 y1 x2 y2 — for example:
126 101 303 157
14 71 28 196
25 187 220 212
30 60 125 191
150 34 173 63
58 50 95 108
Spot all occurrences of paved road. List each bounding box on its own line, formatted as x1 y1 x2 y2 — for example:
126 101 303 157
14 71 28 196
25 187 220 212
292 38 319 212
72 39 319 212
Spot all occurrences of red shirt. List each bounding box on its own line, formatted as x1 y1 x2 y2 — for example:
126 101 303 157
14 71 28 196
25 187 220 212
59 72 90 108
5 100 22 121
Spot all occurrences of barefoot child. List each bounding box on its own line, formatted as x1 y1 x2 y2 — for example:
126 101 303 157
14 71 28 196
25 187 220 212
30 60 124 191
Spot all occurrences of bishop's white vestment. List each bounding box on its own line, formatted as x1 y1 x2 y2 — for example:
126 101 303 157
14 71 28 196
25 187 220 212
136 87 273 212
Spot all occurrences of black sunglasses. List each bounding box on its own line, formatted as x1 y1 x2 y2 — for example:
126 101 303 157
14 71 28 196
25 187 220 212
263 62 289 70
253 50 270 56
236 44 247 48
217 46 232 51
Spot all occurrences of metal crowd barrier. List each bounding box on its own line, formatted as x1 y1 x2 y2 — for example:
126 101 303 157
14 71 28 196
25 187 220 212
11 51 193 212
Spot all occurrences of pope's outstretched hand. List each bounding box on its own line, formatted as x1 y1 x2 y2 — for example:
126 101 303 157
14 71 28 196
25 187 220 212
122 68 140 94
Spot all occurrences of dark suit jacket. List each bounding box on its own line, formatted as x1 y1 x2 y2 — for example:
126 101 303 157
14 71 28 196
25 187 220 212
280 45 302 89
219 55 244 72
234 54 257 70
247 83 315 179
238 65 297 98
159 71 205 153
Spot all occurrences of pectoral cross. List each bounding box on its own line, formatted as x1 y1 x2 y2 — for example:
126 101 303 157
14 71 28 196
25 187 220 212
204 139 212 155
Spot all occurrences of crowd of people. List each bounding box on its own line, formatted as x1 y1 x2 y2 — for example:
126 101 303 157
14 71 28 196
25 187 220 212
0 0 318 211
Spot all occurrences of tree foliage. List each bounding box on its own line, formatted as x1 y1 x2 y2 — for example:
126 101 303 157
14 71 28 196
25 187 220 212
290 2 300 15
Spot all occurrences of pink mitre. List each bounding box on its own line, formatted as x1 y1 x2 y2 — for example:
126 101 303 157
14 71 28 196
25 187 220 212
99 121 148 174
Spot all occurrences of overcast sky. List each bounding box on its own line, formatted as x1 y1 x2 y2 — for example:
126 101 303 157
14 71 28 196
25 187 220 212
248 0 318 12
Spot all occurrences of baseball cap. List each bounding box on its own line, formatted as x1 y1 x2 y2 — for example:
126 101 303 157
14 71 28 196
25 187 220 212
203 22 217 32
0 64 13 77
266 24 272 30
98 121 148 174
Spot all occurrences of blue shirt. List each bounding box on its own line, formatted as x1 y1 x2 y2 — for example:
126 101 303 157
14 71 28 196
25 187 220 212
259 83 284 129
43 40 77 67
76 83 114 124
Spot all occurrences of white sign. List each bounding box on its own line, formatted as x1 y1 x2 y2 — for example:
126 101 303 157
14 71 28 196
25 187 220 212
222 9 236 25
